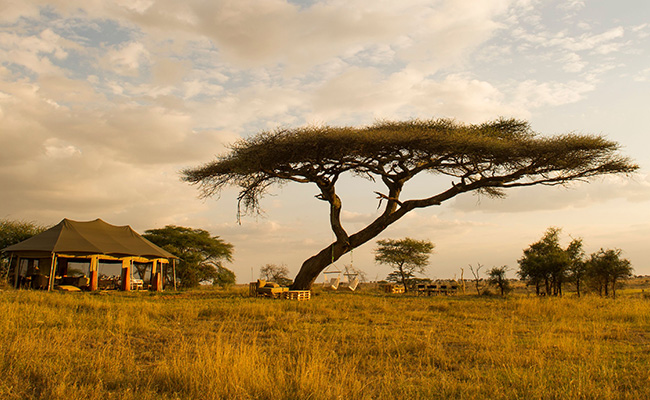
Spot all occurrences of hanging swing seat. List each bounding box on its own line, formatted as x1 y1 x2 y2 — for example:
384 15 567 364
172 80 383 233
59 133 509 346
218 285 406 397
323 275 340 290
346 276 360 291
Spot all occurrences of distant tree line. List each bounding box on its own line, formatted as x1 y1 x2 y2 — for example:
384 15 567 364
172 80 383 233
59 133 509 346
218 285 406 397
518 227 632 298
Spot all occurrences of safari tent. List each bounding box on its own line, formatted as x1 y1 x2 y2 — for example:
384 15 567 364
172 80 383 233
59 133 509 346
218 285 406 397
3 218 177 292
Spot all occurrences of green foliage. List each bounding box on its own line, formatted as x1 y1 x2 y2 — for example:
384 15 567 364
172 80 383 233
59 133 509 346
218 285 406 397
0 219 49 283
375 238 434 292
183 118 637 216
518 228 632 298
517 228 577 296
143 225 234 288
0 219 48 250
487 266 512 296
566 238 587 297
259 263 292 286
585 248 633 298
213 265 236 288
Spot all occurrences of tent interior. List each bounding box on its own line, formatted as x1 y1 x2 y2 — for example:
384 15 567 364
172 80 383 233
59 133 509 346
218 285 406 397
11 255 173 291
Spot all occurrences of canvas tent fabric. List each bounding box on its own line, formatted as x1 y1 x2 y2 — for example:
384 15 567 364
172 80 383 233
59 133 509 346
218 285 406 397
3 218 176 259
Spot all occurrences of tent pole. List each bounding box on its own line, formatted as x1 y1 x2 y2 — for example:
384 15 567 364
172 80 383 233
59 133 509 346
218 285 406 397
13 256 21 289
5 253 13 285
172 259 177 291
48 253 57 292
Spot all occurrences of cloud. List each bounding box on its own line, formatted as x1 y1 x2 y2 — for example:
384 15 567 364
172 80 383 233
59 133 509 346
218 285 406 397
0 29 72 75
103 41 150 76
512 79 595 108
634 68 650 82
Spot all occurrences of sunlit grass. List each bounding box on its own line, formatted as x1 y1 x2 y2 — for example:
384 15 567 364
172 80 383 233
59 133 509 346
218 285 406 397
1 286 649 399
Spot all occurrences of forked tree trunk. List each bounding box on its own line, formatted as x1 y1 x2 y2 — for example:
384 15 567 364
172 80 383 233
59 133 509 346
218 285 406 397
291 242 349 290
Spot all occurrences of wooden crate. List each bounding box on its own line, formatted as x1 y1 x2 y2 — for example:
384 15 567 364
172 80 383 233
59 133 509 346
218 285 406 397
383 284 405 294
283 290 311 301
249 282 258 297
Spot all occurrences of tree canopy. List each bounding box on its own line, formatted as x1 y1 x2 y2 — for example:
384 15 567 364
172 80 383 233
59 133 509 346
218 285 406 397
183 118 638 289
1 219 49 283
518 227 633 297
487 266 512 297
259 263 293 286
143 225 234 288
375 238 434 292
517 227 579 296
0 219 49 251
586 248 633 298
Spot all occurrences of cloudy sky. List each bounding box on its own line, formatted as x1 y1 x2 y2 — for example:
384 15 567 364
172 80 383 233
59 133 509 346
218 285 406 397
2 0 649 282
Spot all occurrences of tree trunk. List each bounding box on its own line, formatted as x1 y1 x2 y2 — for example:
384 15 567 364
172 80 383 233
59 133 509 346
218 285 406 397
291 242 348 290
399 265 408 293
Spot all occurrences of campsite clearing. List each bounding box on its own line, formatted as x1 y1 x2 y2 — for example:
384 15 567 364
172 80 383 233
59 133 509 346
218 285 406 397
1 286 649 400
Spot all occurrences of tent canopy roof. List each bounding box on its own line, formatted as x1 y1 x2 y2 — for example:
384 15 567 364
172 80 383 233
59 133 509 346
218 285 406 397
2 218 176 259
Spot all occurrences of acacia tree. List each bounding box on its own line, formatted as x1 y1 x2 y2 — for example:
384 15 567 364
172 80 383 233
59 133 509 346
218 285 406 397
182 118 637 290
487 266 511 297
518 228 586 296
143 225 234 288
375 238 434 292
260 263 293 286
586 248 633 298
518 228 570 296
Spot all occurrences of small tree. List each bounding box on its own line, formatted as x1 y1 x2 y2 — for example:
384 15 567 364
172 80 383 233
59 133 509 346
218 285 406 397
487 266 511 296
518 228 572 296
468 263 484 295
586 248 633 298
375 238 434 292
0 219 49 283
566 238 587 297
143 225 234 288
260 263 293 286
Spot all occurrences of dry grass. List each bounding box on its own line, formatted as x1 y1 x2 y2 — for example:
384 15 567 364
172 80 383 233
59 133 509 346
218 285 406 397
1 286 649 399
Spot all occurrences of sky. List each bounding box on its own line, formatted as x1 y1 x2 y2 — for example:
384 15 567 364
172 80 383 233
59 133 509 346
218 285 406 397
1 0 649 283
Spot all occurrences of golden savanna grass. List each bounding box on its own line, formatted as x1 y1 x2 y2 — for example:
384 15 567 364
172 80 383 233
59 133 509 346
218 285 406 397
1 286 649 400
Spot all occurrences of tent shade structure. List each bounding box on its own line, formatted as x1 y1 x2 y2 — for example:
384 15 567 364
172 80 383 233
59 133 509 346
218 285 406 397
3 218 178 292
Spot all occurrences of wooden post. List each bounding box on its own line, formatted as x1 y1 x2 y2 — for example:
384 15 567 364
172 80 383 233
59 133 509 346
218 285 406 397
172 259 177 291
14 256 21 289
4 253 13 283
47 253 57 292
151 260 162 291
89 256 98 291
120 258 131 291
13 256 21 289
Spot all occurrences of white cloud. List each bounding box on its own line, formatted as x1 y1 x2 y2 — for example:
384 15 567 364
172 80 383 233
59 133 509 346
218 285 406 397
512 79 595 108
634 68 650 82
103 41 150 76
44 138 82 158
0 29 72 75
560 52 585 73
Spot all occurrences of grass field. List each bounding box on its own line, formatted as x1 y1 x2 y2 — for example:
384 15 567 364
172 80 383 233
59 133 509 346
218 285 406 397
1 284 649 400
